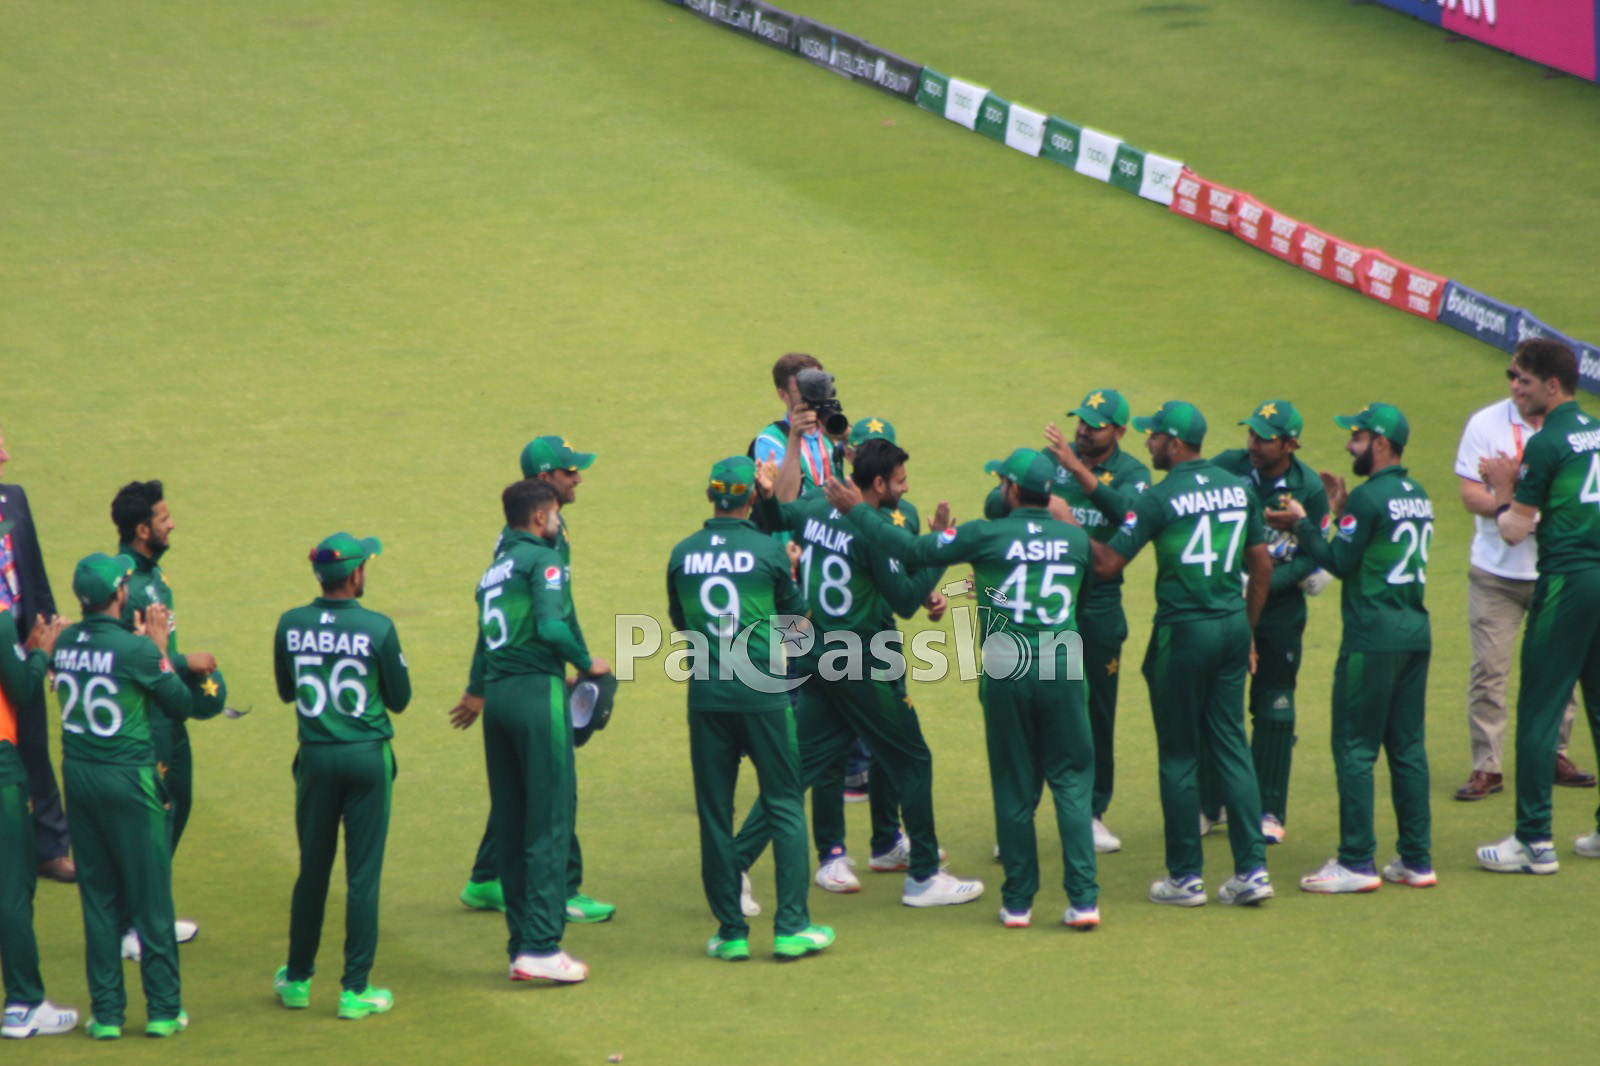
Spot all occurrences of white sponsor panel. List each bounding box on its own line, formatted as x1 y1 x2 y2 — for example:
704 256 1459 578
1073 127 1121 183
944 78 988 130
1003 103 1046 156
1138 151 1183 205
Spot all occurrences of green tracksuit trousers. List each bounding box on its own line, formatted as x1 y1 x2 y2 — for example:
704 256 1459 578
811 748 902 861
484 673 573 958
1079 604 1127 821
1200 618 1303 825
737 674 942 880
1 777 44 1007
469 791 584 897
285 741 394 991
1330 649 1431 869
980 656 1098 912
151 717 193 852
63 760 180 1026
1142 615 1266 879
1516 568 1600 845
689 709 811 939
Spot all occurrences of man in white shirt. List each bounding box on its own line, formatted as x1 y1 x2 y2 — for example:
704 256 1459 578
1453 354 1595 800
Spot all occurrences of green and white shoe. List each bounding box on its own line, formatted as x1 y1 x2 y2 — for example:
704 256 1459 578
773 925 834 960
705 936 751 961
273 966 310 1009
460 879 505 912
564 893 616 924
337 987 393 1021
85 1016 121 1040
144 1011 188 1038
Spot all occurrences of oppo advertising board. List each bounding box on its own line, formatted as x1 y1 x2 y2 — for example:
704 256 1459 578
1373 1 1599 82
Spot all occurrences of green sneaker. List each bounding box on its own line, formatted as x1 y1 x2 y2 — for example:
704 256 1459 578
705 935 750 961
459 879 505 912
564 893 616 924
273 965 310 1009
337 987 393 1020
773 925 835 960
85 1016 122 1040
144 1011 188 1038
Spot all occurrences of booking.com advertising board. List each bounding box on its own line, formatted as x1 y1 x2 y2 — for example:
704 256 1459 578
1373 0 1599 82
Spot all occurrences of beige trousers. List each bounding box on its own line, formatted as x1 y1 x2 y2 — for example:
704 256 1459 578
1467 565 1577 772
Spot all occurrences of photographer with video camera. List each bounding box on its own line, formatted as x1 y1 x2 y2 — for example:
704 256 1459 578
751 354 848 504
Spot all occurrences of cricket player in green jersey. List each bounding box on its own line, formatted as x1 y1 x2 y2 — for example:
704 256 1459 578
1475 341 1600 873
668 457 834 960
469 479 611 983
1042 388 1152 854
1279 404 1435 893
834 448 1100 928
0 601 78 1040
737 440 986 906
1094 402 1276 907
805 417 947 892
111 481 225 961
271 533 410 1019
1201 401 1330 845
55 553 220 1038
454 436 613 925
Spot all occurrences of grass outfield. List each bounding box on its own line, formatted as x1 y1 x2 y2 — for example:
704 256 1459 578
5 0 1600 1061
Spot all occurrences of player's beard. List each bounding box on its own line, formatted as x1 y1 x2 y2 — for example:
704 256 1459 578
1352 441 1375 477
1075 425 1111 465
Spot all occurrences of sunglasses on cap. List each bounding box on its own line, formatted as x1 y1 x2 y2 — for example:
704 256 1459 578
709 480 750 495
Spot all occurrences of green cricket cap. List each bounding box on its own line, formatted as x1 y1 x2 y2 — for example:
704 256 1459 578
708 456 756 509
1239 399 1303 440
310 533 382 583
984 447 1058 494
848 417 896 447
1133 400 1208 448
1070 388 1132 429
185 667 229 721
1335 403 1409 449
73 553 135 608
570 673 617 748
520 435 596 477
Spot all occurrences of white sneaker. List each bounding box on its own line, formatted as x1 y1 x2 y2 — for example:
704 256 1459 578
814 855 860 893
1218 868 1274 905
121 919 198 961
1199 807 1227 837
1091 818 1121 854
867 831 946 872
509 951 588 983
1573 832 1600 858
1262 814 1285 844
998 906 1031 928
739 871 761 917
1381 857 1438 887
901 870 984 907
1477 834 1559 874
2 1000 80 1039
1299 858 1381 894
1064 905 1100 930
1148 875 1206 907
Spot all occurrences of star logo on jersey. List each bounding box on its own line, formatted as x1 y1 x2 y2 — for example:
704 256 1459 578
711 535 727 546
776 617 808 651
1195 475 1210 485
1403 481 1414 491
1087 391 1106 408
867 418 885 434
1098 471 1114 485
1027 522 1042 534
1105 656 1119 676
1259 401 1278 418
201 678 219 697
891 510 906 527
76 632 89 643
321 612 336 624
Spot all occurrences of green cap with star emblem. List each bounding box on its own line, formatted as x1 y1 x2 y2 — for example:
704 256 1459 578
1133 401 1207 448
1334 403 1409 449
520 435 596 477
1239 399 1303 440
708 456 756 510
310 533 382 583
1069 389 1132 429
984 447 1059 494
73 553 135 609
847 417 896 447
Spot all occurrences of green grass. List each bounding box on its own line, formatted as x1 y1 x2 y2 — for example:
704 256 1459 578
4 0 1599 1062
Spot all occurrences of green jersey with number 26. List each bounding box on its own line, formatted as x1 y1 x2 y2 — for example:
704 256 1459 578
1296 465 1432 653
274 597 411 743
1106 458 1266 625
53 615 193 766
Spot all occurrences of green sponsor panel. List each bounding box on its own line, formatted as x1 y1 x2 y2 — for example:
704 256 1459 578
974 92 1010 143
1041 115 1081 169
1110 143 1145 194
916 67 949 114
